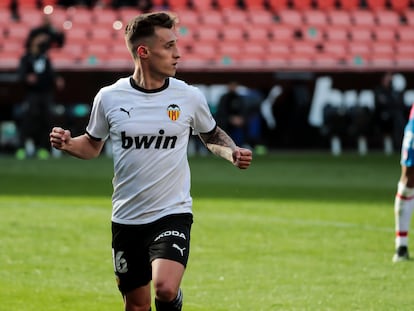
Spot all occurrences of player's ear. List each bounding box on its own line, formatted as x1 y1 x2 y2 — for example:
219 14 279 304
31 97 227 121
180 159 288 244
137 46 148 58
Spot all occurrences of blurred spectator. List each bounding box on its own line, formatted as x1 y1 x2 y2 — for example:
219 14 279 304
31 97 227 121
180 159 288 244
25 14 65 51
215 81 248 147
374 72 406 154
15 30 65 159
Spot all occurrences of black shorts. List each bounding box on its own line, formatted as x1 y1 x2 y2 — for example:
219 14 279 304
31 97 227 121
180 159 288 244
111 213 193 293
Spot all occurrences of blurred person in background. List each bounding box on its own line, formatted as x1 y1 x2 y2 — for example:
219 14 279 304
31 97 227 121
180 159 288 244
215 81 249 147
374 72 406 154
393 102 414 262
16 28 65 159
49 12 252 311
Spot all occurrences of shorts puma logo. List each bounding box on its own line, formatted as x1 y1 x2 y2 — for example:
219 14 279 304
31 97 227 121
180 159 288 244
172 243 186 256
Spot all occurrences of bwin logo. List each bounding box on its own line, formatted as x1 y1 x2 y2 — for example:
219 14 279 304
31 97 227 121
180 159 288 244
121 130 177 149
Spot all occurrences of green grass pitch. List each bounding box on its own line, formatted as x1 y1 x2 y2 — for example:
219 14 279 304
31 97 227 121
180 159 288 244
1 153 414 310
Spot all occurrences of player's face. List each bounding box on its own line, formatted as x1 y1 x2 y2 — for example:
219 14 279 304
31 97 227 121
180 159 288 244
146 27 180 79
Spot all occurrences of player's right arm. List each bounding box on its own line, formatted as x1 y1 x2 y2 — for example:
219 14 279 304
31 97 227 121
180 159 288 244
50 127 104 159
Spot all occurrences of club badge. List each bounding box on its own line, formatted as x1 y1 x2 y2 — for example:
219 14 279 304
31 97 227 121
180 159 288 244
167 104 180 121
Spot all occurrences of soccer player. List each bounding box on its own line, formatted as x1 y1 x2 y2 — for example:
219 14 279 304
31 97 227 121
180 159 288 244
393 103 414 262
49 12 252 311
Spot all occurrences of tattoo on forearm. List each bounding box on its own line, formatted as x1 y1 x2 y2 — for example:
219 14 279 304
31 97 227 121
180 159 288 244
200 127 236 162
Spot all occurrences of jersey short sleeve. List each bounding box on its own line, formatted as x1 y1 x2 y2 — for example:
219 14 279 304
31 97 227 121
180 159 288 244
190 87 216 135
86 91 109 140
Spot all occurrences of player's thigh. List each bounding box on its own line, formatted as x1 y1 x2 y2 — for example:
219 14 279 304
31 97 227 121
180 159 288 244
124 283 152 310
152 258 185 291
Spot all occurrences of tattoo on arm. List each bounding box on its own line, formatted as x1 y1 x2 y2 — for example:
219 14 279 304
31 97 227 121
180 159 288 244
199 126 236 163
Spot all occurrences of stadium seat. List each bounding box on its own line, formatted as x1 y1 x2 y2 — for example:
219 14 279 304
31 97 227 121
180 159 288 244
219 43 240 59
322 41 347 57
244 0 266 9
49 50 77 69
351 10 375 26
397 26 414 42
366 0 386 11
338 0 359 10
375 10 400 27
277 9 303 25
268 43 291 55
302 10 328 26
371 42 395 55
326 10 351 26
19 8 44 27
222 9 248 26
291 0 313 10
267 0 289 11
192 0 215 11
291 41 317 55
220 26 246 42
248 9 275 25
372 27 396 42
348 42 371 57
391 0 410 13
191 42 217 58
324 26 349 42
167 0 192 10
118 7 141 24
245 26 270 43
313 53 342 67
348 27 373 42
1 41 24 54
394 53 414 67
301 25 324 42
215 0 238 9
67 7 93 26
194 26 220 42
175 9 199 26
395 42 414 55
200 10 224 26
403 10 414 26
315 0 337 10
89 28 115 44
269 24 296 41
5 23 28 40
92 7 119 25
0 51 19 69
48 7 70 26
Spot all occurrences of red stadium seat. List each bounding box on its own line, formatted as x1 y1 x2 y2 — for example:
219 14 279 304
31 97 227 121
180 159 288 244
348 42 371 56
93 7 119 25
267 0 289 11
372 42 395 55
327 10 351 26
302 10 328 26
391 0 410 13
403 10 414 26
200 10 224 26
324 26 349 42
175 9 199 26
315 0 337 10
372 27 396 42
245 26 270 43
277 9 303 25
291 41 317 55
291 0 313 10
366 0 386 11
215 0 238 9
194 26 220 42
323 41 347 57
301 25 324 42
248 9 275 25
222 9 248 26
269 24 296 41
375 10 400 27
19 8 44 27
221 26 246 42
397 27 414 42
351 10 375 26
244 0 266 9
395 42 414 54
348 27 373 41
338 0 359 10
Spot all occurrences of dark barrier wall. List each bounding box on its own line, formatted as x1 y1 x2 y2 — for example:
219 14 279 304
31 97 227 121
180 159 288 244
1 70 414 151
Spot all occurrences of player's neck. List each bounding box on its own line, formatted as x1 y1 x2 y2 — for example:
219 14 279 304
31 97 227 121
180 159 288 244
132 68 166 91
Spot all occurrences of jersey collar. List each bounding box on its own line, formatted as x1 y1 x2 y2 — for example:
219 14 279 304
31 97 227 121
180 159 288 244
129 77 169 93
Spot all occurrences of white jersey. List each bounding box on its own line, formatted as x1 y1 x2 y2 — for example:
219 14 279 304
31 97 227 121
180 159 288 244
86 77 216 225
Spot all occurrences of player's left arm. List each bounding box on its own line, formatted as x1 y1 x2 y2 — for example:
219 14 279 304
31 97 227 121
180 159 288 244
199 126 252 169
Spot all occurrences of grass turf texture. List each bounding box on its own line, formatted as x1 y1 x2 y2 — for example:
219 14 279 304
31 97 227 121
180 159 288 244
1 153 414 310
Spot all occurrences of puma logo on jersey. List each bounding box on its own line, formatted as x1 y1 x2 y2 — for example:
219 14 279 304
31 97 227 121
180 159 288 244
172 243 186 256
121 130 177 149
120 107 133 117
